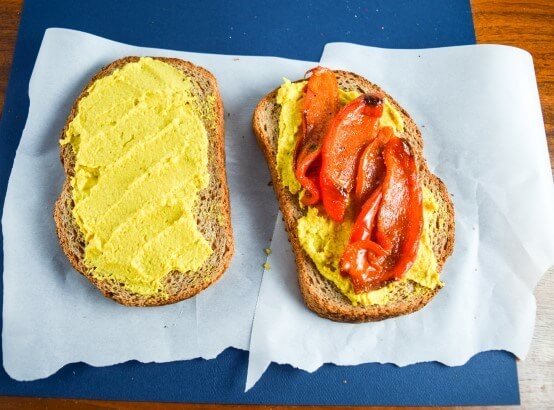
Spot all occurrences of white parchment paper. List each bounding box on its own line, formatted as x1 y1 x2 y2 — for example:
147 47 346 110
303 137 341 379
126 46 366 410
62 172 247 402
246 43 554 389
1 28 314 381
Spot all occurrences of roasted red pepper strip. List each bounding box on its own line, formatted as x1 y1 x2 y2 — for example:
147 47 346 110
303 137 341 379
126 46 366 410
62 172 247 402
340 136 423 292
375 137 423 280
340 187 386 292
355 126 393 206
320 94 383 221
340 240 388 293
295 67 339 206
350 188 383 242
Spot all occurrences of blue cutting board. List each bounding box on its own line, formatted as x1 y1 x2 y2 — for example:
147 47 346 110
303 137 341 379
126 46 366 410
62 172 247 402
0 0 519 405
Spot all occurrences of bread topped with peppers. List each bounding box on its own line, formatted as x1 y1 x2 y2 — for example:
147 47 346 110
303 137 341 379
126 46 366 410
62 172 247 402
253 67 454 322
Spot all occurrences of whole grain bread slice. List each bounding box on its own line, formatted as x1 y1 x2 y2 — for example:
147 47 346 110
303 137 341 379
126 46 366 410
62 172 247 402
54 57 234 307
253 70 455 322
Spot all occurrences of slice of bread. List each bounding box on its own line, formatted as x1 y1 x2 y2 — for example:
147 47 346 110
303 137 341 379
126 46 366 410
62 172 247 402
54 57 234 307
253 70 455 322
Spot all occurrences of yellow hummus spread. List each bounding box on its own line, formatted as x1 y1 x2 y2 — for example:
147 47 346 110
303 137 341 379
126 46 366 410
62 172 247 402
61 57 213 297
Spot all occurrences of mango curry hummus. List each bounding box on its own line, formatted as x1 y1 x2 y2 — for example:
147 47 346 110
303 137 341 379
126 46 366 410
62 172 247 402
275 70 442 307
56 57 233 305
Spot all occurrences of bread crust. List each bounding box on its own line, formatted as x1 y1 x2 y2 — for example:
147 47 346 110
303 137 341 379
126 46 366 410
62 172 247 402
54 57 234 307
252 70 455 322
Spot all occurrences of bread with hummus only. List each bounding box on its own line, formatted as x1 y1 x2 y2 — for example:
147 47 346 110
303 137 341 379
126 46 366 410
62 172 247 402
54 57 234 307
252 70 455 322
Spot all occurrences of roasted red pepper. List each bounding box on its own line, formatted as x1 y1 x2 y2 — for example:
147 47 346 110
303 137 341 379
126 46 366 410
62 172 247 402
340 136 423 292
350 188 383 243
292 69 422 292
339 188 387 291
340 240 388 293
375 137 423 280
295 67 339 206
320 94 383 221
355 126 393 206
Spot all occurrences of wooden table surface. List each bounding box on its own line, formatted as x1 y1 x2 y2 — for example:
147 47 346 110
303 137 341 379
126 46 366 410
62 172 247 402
0 0 552 408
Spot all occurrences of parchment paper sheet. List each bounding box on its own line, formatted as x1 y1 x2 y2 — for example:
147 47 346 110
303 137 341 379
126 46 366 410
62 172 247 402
1 28 314 381
246 43 554 389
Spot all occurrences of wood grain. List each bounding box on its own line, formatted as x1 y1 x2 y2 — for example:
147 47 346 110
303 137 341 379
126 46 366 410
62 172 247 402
0 399 461 410
472 0 554 175
0 0 552 408
472 2 554 408
0 0 21 118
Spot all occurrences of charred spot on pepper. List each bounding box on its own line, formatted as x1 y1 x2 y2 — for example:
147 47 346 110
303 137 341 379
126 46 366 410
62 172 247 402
363 93 384 107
